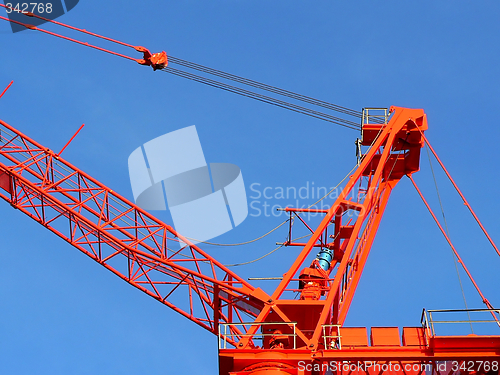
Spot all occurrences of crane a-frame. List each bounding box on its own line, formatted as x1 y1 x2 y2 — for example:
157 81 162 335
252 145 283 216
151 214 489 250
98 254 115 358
0 7 499 375
0 104 499 374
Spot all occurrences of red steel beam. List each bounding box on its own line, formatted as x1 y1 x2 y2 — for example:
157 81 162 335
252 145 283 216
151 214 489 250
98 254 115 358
0 4 167 70
409 175 498 322
238 107 429 352
0 117 269 345
420 132 500 258
2 102 499 375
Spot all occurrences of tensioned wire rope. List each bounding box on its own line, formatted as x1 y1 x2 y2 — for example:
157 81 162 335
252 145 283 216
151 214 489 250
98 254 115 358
426 146 473 332
161 66 361 130
197 125 385 248
0 9 392 263
166 57 369 121
223 164 358 267
220 127 387 266
8 9 478 301
1 9 487 310
0 6 381 131
0 112 374 267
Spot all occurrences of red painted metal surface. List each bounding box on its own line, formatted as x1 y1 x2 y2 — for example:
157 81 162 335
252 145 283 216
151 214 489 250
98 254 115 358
0 80 13 100
0 117 267 346
235 107 429 352
0 4 168 70
409 175 498 319
419 132 500 258
1 104 499 373
220 335 500 375
2 104 498 374
0 13 498 367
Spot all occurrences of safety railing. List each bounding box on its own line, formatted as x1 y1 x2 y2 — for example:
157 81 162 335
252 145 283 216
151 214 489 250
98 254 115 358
421 308 500 337
322 324 342 349
361 107 389 126
218 322 297 350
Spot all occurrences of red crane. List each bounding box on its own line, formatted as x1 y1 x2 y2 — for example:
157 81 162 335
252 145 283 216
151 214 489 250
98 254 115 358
1 7 499 374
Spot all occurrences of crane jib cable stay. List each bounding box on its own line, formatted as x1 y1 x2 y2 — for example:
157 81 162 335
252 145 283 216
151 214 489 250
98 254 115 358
1 6 500 375
0 5 367 130
0 85 499 371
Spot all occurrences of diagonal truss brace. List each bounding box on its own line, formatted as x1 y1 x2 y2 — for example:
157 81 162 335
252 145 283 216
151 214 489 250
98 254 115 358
0 118 270 346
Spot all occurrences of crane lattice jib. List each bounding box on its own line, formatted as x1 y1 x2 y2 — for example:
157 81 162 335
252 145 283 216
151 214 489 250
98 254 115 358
2 91 500 372
0 118 270 347
0 106 427 350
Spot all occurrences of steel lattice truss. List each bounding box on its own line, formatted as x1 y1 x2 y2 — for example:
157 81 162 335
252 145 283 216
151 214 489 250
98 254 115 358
1 109 499 374
0 119 268 346
232 107 429 352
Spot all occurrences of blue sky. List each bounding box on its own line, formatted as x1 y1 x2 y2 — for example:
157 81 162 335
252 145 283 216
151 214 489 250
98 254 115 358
1 1 499 374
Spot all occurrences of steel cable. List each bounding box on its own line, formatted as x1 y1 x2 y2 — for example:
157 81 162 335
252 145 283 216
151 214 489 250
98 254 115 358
426 146 473 332
168 57 371 121
162 67 361 130
0 9 379 128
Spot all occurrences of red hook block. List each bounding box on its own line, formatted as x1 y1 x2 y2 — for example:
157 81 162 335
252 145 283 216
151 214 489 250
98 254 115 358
135 46 168 70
